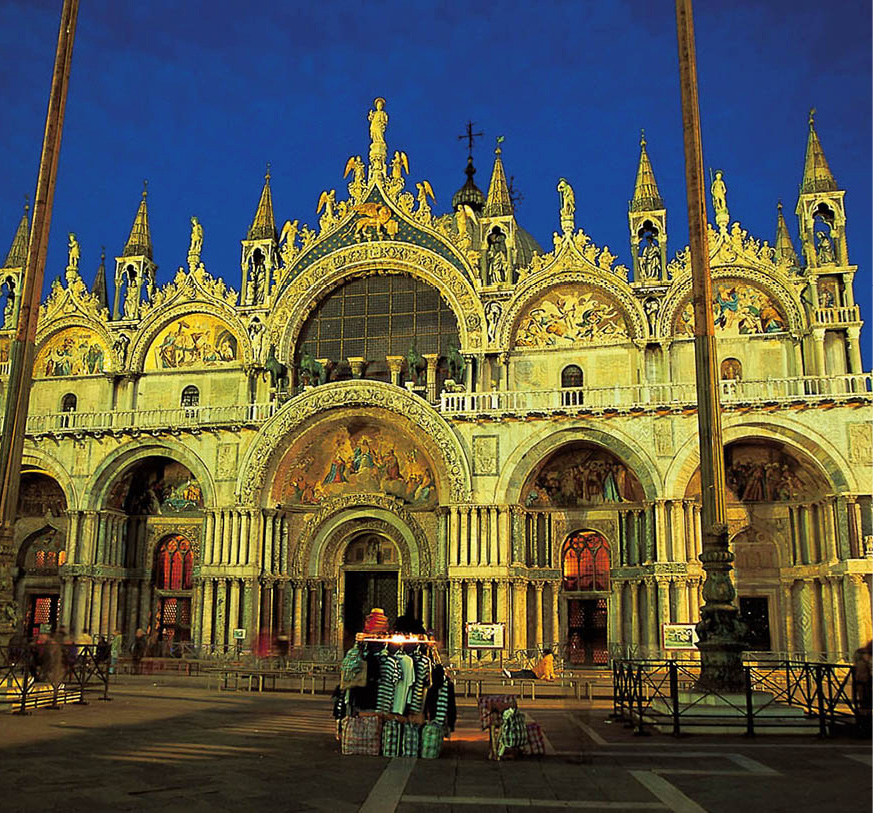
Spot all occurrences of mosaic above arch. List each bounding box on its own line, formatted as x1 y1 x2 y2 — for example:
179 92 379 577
513 283 631 349
674 279 787 336
271 416 437 508
684 440 829 503
144 314 240 371
107 457 204 514
522 442 644 508
34 326 109 377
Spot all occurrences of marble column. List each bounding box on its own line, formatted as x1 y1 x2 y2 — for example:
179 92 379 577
512 580 527 654
214 579 227 651
498 507 511 566
61 578 74 629
534 581 544 649
797 579 815 657
449 507 460 566
460 508 470 566
496 580 509 644
845 573 873 651
89 580 104 636
200 579 214 653
421 583 431 629
611 580 623 651
550 583 560 649
228 579 241 635
423 353 439 402
293 581 305 647
386 355 404 387
645 579 658 652
488 507 499 566
449 579 463 656
482 580 493 623
628 581 640 650
466 580 478 625
657 577 671 629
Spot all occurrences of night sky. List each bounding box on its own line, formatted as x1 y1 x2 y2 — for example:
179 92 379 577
1 0 870 368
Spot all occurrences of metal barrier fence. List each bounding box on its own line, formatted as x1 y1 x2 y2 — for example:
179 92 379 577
612 658 870 737
1 643 110 714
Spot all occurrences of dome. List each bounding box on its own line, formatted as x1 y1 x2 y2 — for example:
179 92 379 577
514 224 543 266
451 156 485 214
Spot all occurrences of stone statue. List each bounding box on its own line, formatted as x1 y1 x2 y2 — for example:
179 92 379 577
816 231 835 264
248 316 265 364
557 177 575 233
123 266 140 319
317 189 336 221
644 297 660 335
710 170 729 229
344 155 366 203
415 181 435 222
248 251 267 305
597 245 616 270
447 342 465 382
639 233 661 279
279 219 299 269
2 275 16 329
143 264 156 300
368 97 388 169
390 150 408 181
486 227 508 284
112 332 130 368
485 300 502 342
188 216 203 256
67 233 80 270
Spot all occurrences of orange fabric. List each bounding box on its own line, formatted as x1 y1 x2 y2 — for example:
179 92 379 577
533 653 555 681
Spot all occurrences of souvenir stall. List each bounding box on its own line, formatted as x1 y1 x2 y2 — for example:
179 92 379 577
334 608 456 759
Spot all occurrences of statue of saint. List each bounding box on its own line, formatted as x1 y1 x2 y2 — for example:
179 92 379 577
485 300 502 342
643 297 660 335
123 266 140 319
112 332 130 368
710 170 729 225
68 233 80 270
188 216 203 256
816 231 835 264
639 234 661 279
486 227 508 284
557 178 575 218
2 275 16 329
368 97 388 167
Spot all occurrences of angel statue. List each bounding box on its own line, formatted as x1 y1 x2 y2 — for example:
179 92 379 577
415 180 435 223
67 233 80 270
557 178 575 233
317 189 337 233
344 155 366 204
387 150 409 197
390 150 409 181
279 219 299 268
455 203 478 250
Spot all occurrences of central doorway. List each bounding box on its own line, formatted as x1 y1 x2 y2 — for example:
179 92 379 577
341 532 400 650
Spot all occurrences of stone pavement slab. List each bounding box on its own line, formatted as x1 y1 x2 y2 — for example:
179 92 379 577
0 676 869 812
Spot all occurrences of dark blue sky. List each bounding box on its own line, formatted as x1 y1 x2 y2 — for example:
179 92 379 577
2 0 870 368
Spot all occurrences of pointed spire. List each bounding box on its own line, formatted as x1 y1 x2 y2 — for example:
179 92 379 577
630 130 664 212
774 202 798 266
247 163 278 241
91 246 109 308
4 197 30 268
484 137 513 217
801 109 837 194
122 181 153 259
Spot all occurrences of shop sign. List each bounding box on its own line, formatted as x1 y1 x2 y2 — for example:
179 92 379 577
466 622 505 650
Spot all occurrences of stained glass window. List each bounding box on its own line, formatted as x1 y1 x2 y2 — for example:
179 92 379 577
154 535 194 591
562 531 610 591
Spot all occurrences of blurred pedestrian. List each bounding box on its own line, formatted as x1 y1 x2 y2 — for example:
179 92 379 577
131 628 147 675
852 640 872 735
109 629 122 675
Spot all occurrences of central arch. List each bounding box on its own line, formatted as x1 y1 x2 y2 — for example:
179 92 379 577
236 380 472 506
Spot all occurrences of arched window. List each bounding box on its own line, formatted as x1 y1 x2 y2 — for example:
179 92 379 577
720 358 742 381
180 385 199 407
562 531 610 592
59 393 77 428
561 365 583 388
154 535 194 591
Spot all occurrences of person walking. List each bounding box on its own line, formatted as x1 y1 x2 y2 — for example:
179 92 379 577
109 630 122 676
131 628 147 675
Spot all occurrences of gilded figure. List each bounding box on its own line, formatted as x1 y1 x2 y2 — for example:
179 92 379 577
368 97 388 168
67 233 80 270
188 216 203 256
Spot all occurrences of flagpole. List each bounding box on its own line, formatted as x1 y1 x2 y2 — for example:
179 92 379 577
675 0 746 691
0 0 79 645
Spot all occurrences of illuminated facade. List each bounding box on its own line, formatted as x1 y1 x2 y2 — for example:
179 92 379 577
1 103 870 663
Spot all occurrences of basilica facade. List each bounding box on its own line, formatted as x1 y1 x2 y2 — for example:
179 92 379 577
1 101 870 664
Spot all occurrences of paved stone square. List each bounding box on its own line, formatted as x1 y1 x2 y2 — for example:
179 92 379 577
1 677 870 812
